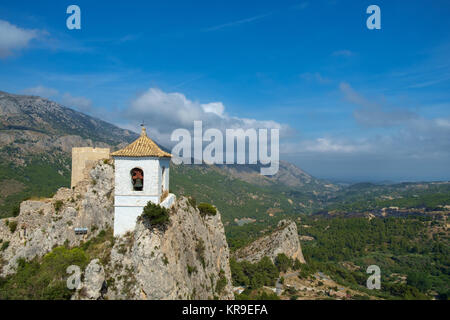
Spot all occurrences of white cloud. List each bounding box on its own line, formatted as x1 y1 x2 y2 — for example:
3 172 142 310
0 20 41 58
21 85 59 98
332 49 354 57
204 12 272 32
282 137 371 155
339 82 369 106
121 87 291 146
340 82 417 127
280 83 450 164
436 118 450 128
300 72 331 84
116 34 140 44
202 102 225 117
304 138 359 153
331 50 355 57
338 82 450 157
293 2 309 10
60 93 93 113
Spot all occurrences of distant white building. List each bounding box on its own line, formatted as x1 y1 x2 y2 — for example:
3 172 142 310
112 126 175 236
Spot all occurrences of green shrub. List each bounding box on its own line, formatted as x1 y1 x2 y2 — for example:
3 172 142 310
187 264 197 275
298 263 316 279
235 291 251 300
98 229 106 238
53 200 63 213
197 203 217 216
230 256 279 289
196 239 206 268
292 258 302 270
407 272 432 293
187 196 197 208
258 291 280 300
275 253 293 273
140 201 170 228
0 246 89 300
1 241 10 251
8 221 18 233
12 205 20 217
215 269 227 294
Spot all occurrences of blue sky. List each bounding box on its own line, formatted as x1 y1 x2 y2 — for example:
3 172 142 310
1 0 450 182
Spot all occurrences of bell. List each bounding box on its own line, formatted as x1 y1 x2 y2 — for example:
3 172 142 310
134 178 143 189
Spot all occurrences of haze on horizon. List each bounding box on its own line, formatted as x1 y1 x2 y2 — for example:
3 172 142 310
0 0 449 182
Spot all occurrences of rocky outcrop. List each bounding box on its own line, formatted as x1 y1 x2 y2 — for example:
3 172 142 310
0 158 234 300
72 259 107 300
233 219 305 264
102 197 234 300
0 160 114 276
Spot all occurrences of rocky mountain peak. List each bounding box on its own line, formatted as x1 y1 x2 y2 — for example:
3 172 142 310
101 197 234 300
233 219 305 264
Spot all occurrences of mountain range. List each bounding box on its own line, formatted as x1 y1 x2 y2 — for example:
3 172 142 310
0 90 335 221
0 90 449 300
2 90 449 225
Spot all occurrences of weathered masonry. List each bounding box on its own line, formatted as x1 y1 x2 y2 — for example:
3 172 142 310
71 147 110 188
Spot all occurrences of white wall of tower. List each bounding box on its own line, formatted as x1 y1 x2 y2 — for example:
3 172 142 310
114 156 162 197
113 156 168 236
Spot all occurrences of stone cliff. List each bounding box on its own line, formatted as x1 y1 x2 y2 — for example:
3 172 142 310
0 160 114 277
99 197 233 300
0 160 234 300
233 219 306 264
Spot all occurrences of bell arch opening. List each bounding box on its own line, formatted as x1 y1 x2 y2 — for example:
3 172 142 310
131 168 144 191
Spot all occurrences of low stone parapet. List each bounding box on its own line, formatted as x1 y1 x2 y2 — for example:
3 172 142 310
160 193 176 209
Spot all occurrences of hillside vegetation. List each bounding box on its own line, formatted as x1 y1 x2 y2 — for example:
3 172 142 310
0 91 137 218
0 229 113 300
1 91 449 300
297 213 449 299
323 182 450 213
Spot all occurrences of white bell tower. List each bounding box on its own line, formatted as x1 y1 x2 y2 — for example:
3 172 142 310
112 126 175 236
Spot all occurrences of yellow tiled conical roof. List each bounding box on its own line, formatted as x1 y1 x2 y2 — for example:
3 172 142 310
111 127 172 158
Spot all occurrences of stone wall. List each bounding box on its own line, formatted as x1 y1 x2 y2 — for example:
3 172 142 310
71 147 110 188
